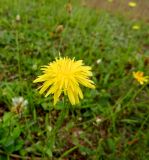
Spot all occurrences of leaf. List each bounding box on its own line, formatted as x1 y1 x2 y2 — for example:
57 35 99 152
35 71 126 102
11 126 21 139
121 119 139 124
44 148 52 157
0 126 22 153
2 112 17 128
3 112 13 124
14 139 24 151
107 138 115 152
3 139 15 153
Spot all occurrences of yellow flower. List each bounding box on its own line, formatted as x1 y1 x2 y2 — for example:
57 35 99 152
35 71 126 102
128 2 137 7
133 71 149 85
132 25 140 30
33 57 95 105
108 0 113 2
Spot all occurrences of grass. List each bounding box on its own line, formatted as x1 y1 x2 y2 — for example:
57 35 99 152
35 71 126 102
0 0 149 159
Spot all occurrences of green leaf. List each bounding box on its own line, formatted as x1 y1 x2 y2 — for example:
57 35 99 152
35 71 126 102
14 139 24 151
3 112 13 124
107 138 115 152
11 126 21 139
44 148 52 157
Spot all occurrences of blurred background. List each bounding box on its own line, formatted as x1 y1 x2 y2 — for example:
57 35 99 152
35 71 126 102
87 0 149 21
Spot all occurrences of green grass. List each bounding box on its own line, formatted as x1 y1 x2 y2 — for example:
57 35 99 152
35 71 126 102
0 0 149 159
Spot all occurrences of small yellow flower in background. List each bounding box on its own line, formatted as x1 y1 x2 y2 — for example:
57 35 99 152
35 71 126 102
128 2 137 7
33 57 95 105
132 25 140 30
133 71 149 85
108 0 113 2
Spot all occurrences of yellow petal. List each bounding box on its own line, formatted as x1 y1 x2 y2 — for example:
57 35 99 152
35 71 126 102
67 89 75 105
54 89 62 105
39 80 54 94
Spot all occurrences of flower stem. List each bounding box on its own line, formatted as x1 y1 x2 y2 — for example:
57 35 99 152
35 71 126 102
50 98 68 150
16 30 22 83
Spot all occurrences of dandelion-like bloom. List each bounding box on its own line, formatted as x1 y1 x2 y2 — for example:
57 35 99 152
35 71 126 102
133 71 149 85
33 57 95 105
128 2 137 7
108 0 113 2
132 25 140 30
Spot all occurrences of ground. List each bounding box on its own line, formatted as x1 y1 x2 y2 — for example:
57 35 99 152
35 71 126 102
87 0 149 21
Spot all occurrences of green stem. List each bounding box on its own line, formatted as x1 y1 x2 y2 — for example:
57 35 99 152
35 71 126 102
59 145 79 159
112 84 146 132
122 84 145 111
16 30 22 83
50 98 68 150
114 84 145 112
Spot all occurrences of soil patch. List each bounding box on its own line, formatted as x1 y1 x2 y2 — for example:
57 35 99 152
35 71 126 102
86 0 149 22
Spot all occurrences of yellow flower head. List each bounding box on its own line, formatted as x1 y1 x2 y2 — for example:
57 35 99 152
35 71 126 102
108 0 113 2
33 57 95 105
133 71 149 85
128 2 137 7
132 25 140 30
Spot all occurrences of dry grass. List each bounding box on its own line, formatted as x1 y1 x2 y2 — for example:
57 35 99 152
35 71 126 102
87 0 149 21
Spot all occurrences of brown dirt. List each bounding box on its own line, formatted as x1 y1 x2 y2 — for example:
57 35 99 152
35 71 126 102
86 0 149 22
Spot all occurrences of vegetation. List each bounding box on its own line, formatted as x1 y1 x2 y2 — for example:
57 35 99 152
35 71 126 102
0 0 149 159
